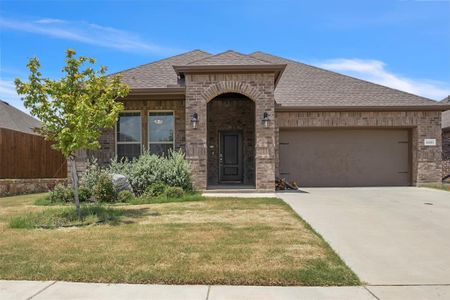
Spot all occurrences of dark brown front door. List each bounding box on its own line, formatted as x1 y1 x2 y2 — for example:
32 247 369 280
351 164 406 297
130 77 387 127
219 131 242 182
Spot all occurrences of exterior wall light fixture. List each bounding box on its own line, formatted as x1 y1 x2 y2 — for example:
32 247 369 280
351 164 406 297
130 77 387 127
191 112 199 129
262 112 270 128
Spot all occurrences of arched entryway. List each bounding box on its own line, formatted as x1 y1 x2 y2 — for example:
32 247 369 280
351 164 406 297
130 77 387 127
207 93 255 187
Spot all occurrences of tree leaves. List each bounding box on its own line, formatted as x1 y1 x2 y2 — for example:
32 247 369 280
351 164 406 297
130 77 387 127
15 49 129 157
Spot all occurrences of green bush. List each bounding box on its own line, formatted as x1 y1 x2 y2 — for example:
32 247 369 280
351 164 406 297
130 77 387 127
109 150 192 195
92 173 117 203
48 184 73 203
78 186 93 202
164 186 184 199
117 190 135 203
144 182 168 198
80 159 104 191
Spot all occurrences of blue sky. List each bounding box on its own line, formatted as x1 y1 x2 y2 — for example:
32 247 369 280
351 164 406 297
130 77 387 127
1 0 449 113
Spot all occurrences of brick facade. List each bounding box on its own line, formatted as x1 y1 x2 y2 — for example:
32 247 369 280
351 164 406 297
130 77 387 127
207 94 255 185
275 111 443 185
80 101 444 190
185 74 276 191
443 130 450 178
84 99 185 167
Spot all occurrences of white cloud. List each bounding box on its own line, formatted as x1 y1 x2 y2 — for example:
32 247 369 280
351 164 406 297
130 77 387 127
0 79 29 113
315 58 450 100
0 17 179 55
35 18 66 24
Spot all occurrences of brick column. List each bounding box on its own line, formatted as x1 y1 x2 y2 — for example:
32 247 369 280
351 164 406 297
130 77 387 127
254 90 276 191
185 76 208 190
415 112 443 184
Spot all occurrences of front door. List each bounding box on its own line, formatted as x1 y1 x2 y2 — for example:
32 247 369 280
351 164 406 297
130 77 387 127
219 131 242 183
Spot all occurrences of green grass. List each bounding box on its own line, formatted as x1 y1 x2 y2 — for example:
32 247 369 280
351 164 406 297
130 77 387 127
421 183 450 192
128 192 205 205
33 191 205 206
9 205 124 229
0 193 359 286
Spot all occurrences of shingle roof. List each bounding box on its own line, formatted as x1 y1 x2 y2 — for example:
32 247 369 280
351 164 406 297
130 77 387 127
250 51 441 108
187 50 271 66
0 100 41 135
112 49 446 109
442 96 450 129
114 50 211 89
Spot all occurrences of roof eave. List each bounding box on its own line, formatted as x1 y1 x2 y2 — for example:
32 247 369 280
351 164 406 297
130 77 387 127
275 104 450 112
128 87 186 95
173 64 287 74
173 64 287 88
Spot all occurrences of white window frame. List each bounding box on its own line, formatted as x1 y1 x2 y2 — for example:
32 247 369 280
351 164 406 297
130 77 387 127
148 110 175 154
115 111 142 159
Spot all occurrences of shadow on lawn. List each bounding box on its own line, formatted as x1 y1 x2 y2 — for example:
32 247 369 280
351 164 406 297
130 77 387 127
9 205 160 229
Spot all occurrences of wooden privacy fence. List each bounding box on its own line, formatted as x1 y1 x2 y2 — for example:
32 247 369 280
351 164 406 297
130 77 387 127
0 128 67 179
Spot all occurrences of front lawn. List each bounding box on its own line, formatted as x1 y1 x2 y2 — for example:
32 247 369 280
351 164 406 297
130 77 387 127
0 193 359 286
421 183 450 192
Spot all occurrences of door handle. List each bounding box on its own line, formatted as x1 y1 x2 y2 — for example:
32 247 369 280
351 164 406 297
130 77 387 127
219 153 223 164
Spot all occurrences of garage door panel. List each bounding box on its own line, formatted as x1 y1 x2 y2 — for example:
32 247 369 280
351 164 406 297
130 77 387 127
279 129 410 187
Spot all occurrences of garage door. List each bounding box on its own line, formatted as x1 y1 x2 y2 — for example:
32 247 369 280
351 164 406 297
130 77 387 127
279 129 411 187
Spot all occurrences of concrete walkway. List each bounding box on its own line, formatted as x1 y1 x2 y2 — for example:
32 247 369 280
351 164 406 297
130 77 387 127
4 280 450 300
278 187 450 286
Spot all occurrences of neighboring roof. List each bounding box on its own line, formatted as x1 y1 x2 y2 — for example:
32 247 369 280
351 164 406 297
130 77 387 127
187 50 271 66
111 49 447 110
113 50 211 89
0 100 41 135
442 96 450 129
250 51 445 109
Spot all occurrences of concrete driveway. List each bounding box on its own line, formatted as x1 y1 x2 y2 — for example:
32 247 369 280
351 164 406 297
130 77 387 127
278 187 450 285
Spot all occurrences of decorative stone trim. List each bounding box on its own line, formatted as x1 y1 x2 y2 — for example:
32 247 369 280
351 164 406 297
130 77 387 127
0 178 67 197
201 81 261 102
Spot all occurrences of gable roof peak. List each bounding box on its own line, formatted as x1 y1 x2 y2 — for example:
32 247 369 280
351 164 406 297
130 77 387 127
186 50 272 66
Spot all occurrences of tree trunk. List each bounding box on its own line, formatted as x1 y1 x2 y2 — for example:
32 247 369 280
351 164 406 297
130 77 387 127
69 155 81 218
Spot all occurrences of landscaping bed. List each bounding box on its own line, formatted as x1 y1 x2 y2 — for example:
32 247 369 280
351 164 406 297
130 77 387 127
0 193 359 286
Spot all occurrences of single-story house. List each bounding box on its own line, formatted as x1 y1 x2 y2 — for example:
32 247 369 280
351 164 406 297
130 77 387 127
0 100 41 135
442 96 450 179
82 50 449 191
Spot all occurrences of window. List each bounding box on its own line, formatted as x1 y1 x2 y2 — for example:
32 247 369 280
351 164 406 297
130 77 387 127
116 112 141 160
148 112 174 156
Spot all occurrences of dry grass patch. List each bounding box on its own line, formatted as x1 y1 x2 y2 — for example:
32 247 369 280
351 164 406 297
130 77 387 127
0 193 359 286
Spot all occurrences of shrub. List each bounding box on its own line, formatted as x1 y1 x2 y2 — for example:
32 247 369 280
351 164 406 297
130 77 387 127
160 150 193 191
109 150 192 195
78 186 93 202
92 173 117 203
144 182 168 198
80 159 103 191
48 184 73 203
164 186 184 199
117 190 134 203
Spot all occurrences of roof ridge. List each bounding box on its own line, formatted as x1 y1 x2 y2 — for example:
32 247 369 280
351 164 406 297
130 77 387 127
186 49 271 65
251 51 440 104
107 49 212 77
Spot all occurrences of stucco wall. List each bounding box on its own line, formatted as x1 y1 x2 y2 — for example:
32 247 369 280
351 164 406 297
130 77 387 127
275 110 443 185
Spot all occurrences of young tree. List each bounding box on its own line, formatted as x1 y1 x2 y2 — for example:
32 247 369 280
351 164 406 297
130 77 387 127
15 49 129 216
